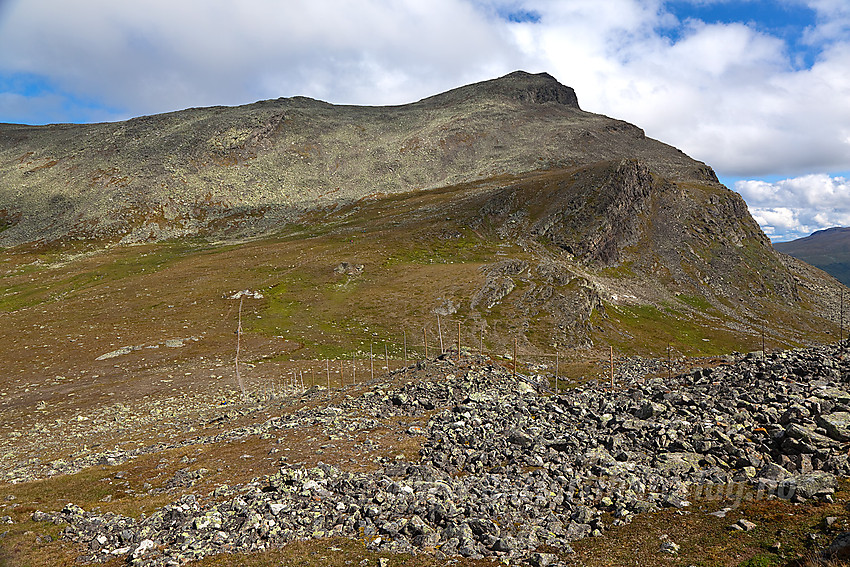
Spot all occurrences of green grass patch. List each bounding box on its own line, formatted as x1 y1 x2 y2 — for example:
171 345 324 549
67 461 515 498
604 302 748 356
676 293 714 311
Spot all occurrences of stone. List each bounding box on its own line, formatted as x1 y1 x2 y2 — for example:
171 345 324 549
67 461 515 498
817 412 850 442
658 536 679 554
31 511 52 522
529 552 558 567
757 462 790 480
133 539 156 558
506 428 534 448
779 471 837 500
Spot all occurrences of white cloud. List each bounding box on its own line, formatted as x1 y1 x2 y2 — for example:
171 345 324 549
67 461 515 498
736 174 850 240
0 0 522 116
506 4 850 177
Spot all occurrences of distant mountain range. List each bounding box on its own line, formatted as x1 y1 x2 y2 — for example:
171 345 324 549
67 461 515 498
774 227 850 286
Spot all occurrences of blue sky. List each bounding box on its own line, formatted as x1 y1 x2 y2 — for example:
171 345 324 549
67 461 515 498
0 0 848 241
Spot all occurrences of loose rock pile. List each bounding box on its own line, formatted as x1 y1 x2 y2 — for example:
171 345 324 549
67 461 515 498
32 342 850 565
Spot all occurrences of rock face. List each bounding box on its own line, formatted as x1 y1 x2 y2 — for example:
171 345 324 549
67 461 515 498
0 71 717 245
34 340 850 565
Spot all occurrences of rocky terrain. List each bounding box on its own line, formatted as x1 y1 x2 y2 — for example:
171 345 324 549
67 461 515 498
0 71 845 352
8 340 849 566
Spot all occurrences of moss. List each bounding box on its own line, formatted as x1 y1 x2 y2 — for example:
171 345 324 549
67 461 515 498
676 293 713 311
603 302 748 355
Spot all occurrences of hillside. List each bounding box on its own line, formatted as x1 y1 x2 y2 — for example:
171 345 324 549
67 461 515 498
1 71 850 566
0 71 715 246
774 227 850 286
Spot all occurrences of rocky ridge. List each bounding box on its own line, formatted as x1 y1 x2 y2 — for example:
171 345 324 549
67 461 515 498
0 71 717 245
27 341 850 565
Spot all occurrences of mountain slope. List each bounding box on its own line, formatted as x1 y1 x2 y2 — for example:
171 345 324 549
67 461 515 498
0 71 716 246
0 71 844 354
774 227 850 286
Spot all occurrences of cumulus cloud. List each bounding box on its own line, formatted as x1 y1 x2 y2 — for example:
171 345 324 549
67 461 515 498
0 0 522 117
736 174 850 240
506 1 850 177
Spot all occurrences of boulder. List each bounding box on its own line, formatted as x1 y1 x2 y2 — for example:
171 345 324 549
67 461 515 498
816 412 850 442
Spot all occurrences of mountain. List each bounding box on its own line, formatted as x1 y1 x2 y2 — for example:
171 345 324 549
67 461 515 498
774 227 850 286
0 71 716 246
0 71 845 359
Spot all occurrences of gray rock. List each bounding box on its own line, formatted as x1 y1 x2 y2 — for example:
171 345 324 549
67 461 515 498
506 428 534 448
528 552 558 567
757 462 790 480
779 471 837 500
817 412 850 442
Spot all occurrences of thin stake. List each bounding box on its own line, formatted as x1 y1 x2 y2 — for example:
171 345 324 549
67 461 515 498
403 330 408 366
340 359 344 387
353 352 356 385
299 370 304 390
667 344 672 380
513 338 517 377
555 351 559 394
370 342 374 381
610 346 615 388
384 343 389 374
841 288 845 343
480 329 483 356
761 325 766 359
326 359 330 390
235 296 247 399
437 314 444 353
423 327 428 360
457 321 461 359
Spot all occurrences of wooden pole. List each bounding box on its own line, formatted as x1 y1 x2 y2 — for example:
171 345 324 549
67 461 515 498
437 314 444 353
340 359 344 387
403 330 407 366
326 359 330 390
555 351 559 394
841 288 845 343
235 296 247 399
370 342 374 381
457 321 461 359
352 353 356 385
423 327 428 360
610 346 615 388
513 338 517 377
384 343 389 374
480 329 483 356
299 370 304 390
666 343 671 380
761 325 766 359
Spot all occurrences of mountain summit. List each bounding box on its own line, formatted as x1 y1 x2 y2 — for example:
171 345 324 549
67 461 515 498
417 71 581 108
